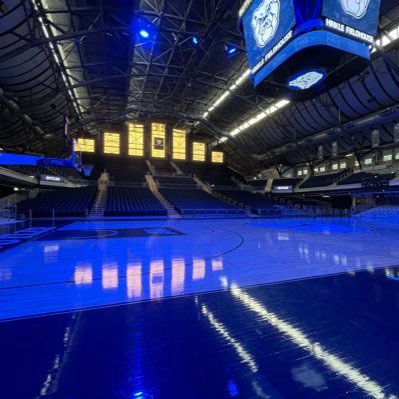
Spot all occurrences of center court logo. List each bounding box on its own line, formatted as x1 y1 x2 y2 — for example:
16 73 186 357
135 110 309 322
251 0 280 48
340 0 371 19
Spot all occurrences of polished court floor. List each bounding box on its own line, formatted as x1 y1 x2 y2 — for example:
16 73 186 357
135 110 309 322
1 217 399 398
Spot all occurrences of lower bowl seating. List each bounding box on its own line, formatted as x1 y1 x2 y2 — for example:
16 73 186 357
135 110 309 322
105 187 167 216
17 187 97 217
217 190 280 215
160 188 244 214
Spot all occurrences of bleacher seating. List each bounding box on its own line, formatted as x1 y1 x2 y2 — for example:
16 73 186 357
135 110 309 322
272 178 302 188
108 169 147 183
105 187 167 216
156 176 197 188
362 173 395 189
202 175 236 187
17 187 97 217
337 172 373 185
178 163 244 185
273 195 329 208
247 179 267 189
152 160 176 174
160 188 243 214
356 206 399 219
0 186 13 199
82 156 148 182
299 171 348 189
217 190 279 214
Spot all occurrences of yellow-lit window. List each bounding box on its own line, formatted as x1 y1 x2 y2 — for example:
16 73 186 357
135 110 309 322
152 123 166 158
211 151 224 163
128 124 144 157
76 138 95 153
173 129 186 160
193 142 205 162
104 133 120 155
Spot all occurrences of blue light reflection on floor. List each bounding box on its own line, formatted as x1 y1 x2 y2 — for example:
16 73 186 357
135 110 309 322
1 267 399 398
2 217 399 321
248 220 373 233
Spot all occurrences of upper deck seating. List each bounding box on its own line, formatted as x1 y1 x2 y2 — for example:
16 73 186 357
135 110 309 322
272 178 302 188
156 176 197 188
299 171 348 189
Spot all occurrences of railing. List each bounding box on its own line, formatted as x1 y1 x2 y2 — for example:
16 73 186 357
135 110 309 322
212 192 251 213
0 205 17 221
180 208 246 217
253 208 283 217
24 208 90 221
355 205 399 219
110 181 148 188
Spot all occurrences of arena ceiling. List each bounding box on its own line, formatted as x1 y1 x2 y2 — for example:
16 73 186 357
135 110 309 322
1 0 399 174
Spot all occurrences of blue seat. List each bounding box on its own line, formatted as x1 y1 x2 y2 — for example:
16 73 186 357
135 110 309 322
105 187 167 216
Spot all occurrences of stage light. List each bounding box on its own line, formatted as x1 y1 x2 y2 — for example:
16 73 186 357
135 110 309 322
192 36 199 45
226 45 238 56
139 29 150 39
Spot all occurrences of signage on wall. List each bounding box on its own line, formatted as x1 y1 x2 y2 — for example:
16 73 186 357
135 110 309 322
41 175 65 183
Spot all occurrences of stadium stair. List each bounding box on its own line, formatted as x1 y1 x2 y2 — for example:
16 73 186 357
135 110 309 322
146 160 155 174
145 175 181 219
171 161 183 175
265 179 273 192
88 172 108 218
193 176 212 193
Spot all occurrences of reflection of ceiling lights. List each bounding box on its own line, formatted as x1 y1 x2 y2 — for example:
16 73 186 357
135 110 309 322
229 282 397 399
201 304 258 373
288 70 326 91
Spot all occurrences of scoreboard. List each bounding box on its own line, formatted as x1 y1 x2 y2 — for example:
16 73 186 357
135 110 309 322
238 0 381 100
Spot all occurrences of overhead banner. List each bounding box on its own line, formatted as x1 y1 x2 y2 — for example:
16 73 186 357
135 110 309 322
371 129 380 148
154 137 165 151
318 145 324 160
332 141 338 157
394 123 399 144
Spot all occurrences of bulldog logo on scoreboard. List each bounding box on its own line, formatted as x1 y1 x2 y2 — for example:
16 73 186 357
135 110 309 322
340 0 371 19
251 0 280 48
288 70 326 90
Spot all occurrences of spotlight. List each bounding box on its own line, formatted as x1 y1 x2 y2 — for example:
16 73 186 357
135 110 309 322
139 29 150 39
225 45 238 56
192 36 199 45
